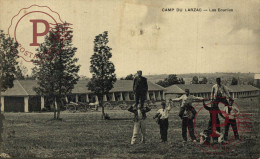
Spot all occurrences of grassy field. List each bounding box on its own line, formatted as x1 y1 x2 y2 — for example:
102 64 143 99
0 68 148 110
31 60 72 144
1 97 260 158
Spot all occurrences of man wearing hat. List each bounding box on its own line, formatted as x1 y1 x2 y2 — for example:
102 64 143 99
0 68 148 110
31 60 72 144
153 101 171 142
171 89 203 143
133 70 148 109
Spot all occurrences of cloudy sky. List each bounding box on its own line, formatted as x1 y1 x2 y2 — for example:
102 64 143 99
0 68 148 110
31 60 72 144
0 0 259 77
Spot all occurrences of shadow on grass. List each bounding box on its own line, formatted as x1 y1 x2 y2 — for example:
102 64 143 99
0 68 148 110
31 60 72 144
46 118 64 122
109 118 132 121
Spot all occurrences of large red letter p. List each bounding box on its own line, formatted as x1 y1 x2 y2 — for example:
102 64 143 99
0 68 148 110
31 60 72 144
30 19 50 46
210 110 229 137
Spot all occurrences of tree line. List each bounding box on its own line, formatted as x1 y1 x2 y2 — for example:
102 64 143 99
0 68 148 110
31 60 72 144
0 25 116 119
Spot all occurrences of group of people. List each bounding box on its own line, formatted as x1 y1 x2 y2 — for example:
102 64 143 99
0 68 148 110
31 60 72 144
129 70 240 145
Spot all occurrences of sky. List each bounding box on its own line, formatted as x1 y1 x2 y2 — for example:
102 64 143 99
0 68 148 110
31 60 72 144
0 0 259 77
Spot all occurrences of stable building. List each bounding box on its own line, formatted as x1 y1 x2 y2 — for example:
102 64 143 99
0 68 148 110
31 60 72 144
0 80 165 112
165 84 260 101
0 80 44 112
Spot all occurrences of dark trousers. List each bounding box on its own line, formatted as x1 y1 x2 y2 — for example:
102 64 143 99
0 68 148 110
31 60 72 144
214 97 230 107
224 119 239 141
207 118 220 141
182 117 196 141
135 92 146 108
159 119 169 142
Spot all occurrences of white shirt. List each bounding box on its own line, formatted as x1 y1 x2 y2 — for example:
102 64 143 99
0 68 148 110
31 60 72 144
137 109 143 120
172 94 203 107
211 84 231 99
157 105 171 119
223 105 240 119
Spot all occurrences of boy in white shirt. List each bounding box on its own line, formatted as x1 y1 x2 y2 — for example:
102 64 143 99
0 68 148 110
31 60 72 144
223 104 240 141
154 101 171 142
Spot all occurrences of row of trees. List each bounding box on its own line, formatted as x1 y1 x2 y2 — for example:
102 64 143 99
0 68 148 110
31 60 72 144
191 76 208 84
1 25 116 119
156 74 185 87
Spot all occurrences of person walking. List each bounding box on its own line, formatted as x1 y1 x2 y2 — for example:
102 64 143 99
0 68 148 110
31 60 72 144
154 101 171 142
128 104 151 145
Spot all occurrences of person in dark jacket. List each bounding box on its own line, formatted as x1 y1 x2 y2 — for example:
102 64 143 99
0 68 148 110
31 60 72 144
128 104 151 144
133 70 148 109
172 89 202 143
179 103 197 143
202 100 225 143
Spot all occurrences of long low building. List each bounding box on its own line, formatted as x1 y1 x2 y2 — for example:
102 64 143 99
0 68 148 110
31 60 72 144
165 84 260 101
0 80 166 112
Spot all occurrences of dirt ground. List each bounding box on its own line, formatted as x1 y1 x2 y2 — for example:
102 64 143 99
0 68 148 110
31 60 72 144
1 97 259 158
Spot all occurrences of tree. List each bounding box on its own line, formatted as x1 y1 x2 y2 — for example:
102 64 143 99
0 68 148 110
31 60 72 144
191 76 199 84
14 65 25 80
87 31 117 119
199 77 208 84
33 23 80 119
231 77 238 85
121 74 134 80
0 30 19 92
156 74 180 87
0 30 19 112
179 77 185 84
166 74 179 85
156 80 168 87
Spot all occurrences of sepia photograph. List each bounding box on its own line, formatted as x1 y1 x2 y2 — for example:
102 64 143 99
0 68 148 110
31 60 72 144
0 0 259 158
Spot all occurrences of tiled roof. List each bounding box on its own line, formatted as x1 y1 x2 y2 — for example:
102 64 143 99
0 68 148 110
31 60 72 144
72 80 165 93
71 80 92 94
166 84 259 94
228 85 260 92
176 84 213 93
1 80 28 96
18 80 38 95
165 85 185 94
1 79 165 96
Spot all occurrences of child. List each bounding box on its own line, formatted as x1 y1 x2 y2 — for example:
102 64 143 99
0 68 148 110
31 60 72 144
128 104 151 145
154 101 171 142
223 103 240 141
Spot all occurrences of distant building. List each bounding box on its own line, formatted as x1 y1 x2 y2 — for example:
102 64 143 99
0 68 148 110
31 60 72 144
0 80 165 112
165 84 260 101
254 73 260 88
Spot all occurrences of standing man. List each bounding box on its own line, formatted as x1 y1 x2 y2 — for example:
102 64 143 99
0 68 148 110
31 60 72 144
172 89 203 143
133 70 148 109
211 77 233 107
128 104 151 145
